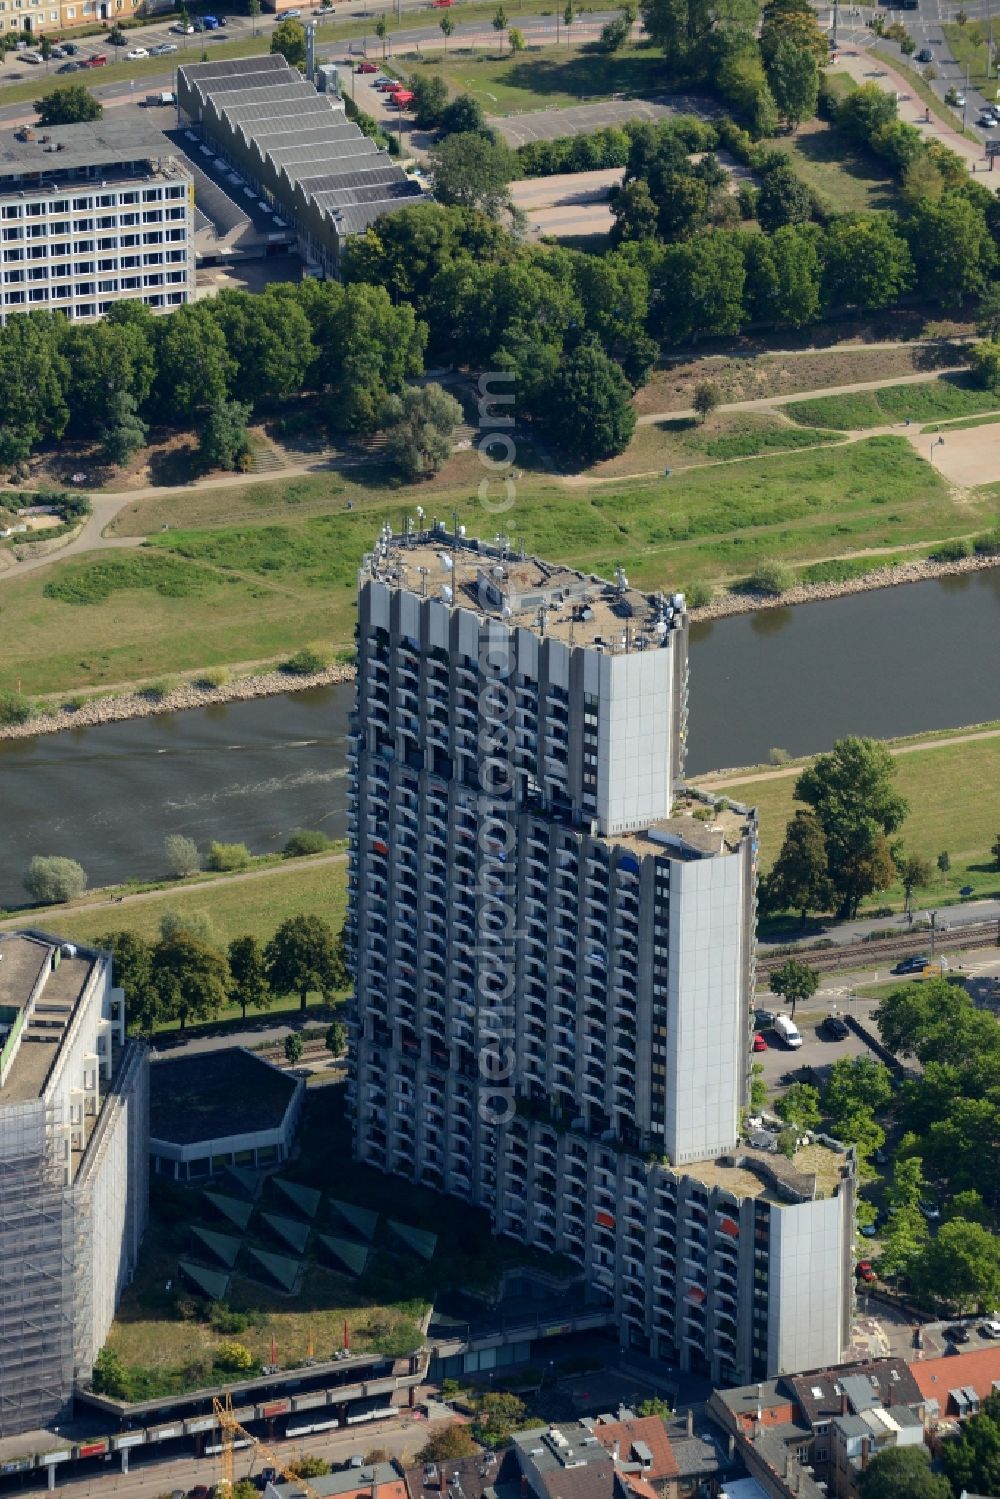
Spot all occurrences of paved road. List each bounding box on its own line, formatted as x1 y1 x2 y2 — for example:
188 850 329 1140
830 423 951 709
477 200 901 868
493 94 712 146
512 166 622 237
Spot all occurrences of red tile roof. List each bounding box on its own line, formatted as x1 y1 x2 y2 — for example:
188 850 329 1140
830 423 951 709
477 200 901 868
912 1347 1000 1406
594 1416 680 1481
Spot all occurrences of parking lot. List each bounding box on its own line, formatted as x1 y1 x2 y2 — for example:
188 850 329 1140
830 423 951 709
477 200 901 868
492 93 716 146
752 1003 884 1093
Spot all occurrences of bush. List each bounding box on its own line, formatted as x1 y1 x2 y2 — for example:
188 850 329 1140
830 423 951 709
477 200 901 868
0 688 34 726
973 526 1000 556
769 746 792 765
684 580 713 609
205 841 252 872
283 829 333 858
159 908 218 946
164 833 200 878
209 1303 251 1335
91 1347 129 1398
214 1340 255 1373
744 559 794 596
285 1456 330 1478
417 1425 479 1463
281 647 328 676
194 666 229 689
24 854 87 904
929 537 970 562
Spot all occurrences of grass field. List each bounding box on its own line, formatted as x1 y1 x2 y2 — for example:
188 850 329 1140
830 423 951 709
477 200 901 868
785 375 1000 431
772 115 898 214
941 22 997 103
706 731 1000 909
401 37 664 113
5 431 992 697
590 410 846 477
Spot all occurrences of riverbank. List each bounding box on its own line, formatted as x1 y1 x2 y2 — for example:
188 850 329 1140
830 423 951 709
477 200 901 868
0 662 357 743
690 551 1000 622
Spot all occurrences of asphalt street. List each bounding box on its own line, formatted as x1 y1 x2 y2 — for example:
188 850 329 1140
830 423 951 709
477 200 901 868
760 894 1000 949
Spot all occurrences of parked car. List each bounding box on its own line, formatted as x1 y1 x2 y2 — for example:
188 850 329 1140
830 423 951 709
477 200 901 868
980 1320 1000 1339
49 43 66 56
953 92 966 107
202 13 220 26
281 7 302 14
126 45 148 57
432 0 454 7
916 46 933 62
22 51 41 63
752 1033 769 1052
85 53 108 65
856 1260 876 1283
821 1015 850 1040
151 41 178 52
860 1221 878 1238
375 77 400 89
355 60 377 72
920 1200 941 1220
56 59 82 70
944 1324 971 1343
172 20 195 30
62 40 78 51
754 1008 775 1030
892 954 929 975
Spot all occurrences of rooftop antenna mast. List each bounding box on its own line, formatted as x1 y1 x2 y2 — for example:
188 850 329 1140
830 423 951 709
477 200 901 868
417 565 429 598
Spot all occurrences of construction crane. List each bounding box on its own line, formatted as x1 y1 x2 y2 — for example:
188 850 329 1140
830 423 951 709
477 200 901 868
213 1393 326 1499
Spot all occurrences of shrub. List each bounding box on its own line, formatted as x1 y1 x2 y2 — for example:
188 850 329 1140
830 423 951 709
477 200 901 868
159 908 218 946
24 854 87 904
929 537 970 562
209 1303 251 1335
281 647 328 676
91 1347 130 1398
684 580 713 609
138 679 175 702
0 688 34 726
417 1425 479 1463
283 829 332 858
205 841 251 872
164 833 200 877
973 526 1000 556
194 666 229 689
744 559 794 596
61 695 86 713
769 747 792 766
214 1340 255 1373
286 1456 330 1478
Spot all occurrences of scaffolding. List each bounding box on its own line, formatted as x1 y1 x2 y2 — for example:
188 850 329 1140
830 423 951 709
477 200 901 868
0 1097 75 1437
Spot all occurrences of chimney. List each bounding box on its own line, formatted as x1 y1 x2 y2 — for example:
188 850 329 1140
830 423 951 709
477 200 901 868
841 1390 849 1416
686 1410 694 1438
860 1438 871 1472
727 1435 736 1460
612 1442 620 1465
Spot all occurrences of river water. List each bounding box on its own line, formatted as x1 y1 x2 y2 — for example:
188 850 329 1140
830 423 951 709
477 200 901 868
1 573 999 907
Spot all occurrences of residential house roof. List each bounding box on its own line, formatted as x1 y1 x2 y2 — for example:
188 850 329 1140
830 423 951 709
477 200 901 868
911 1347 1000 1414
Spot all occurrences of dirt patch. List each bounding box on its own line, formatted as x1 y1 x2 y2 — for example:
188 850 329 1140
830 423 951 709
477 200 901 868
635 337 972 417
906 419 1000 487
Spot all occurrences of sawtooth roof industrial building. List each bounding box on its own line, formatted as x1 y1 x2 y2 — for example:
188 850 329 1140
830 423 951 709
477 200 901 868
175 54 423 275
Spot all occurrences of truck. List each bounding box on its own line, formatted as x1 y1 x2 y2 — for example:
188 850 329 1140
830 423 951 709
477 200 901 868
144 90 176 106
773 1014 803 1049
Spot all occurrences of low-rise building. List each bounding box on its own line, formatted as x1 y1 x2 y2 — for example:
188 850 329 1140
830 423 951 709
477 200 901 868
512 1413 724 1499
0 931 148 1437
911 1345 1000 1427
828 1403 924 1499
266 1460 408 1499
0 118 193 325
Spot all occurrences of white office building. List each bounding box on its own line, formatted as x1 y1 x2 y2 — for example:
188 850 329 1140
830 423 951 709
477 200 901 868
347 527 855 1385
0 118 194 325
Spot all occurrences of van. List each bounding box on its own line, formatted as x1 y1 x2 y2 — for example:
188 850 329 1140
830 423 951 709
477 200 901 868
773 1014 802 1049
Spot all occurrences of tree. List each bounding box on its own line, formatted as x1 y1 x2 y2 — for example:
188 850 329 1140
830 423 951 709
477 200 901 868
101 390 147 469
205 841 251 872
858 1446 951 1499
271 16 306 67
35 82 102 125
539 337 636 466
228 935 271 1021
152 932 229 1030
40 34 52 62
0 312 70 450
636 1396 672 1418
599 12 631 48
410 72 449 127
249 0 261 35
692 379 721 422
416 1426 478 1464
440 92 488 136
265 914 347 1011
439 11 455 47
878 1201 928 1282
609 178 660 244
764 810 832 922
776 1081 821 1131
492 3 508 50
905 192 996 306
156 303 235 420
24 854 87 904
650 231 746 344
215 1340 255 1372
761 0 827 63
970 339 1000 393
474 1390 526 1446
374 15 388 58
564 0 575 23
766 37 818 128
885 1153 924 1213
911 1217 1000 1312
640 0 761 74
769 957 818 1018
822 215 914 314
284 1031 305 1066
943 1392 1000 1498
326 1020 347 1057
824 1056 894 1123
976 282 1000 340
744 222 822 329
508 24 526 51
383 381 462 480
93 930 158 1034
198 398 253 472
429 132 518 218
92 1347 130 1398
159 908 218 947
756 163 812 231
286 1457 330 1478
898 852 932 914
211 286 312 404
164 833 200 877
936 849 950 873
794 736 909 917
749 1061 768 1113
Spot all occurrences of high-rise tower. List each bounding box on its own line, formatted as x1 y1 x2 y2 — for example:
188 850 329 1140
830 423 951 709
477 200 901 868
347 526 854 1385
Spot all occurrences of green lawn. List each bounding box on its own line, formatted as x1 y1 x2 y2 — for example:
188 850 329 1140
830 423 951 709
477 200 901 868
5 431 992 696
402 37 665 114
710 731 1000 910
941 22 997 104
772 115 898 215
576 410 846 477
785 375 1000 431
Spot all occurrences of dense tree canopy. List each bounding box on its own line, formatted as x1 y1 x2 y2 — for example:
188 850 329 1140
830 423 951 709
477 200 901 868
858 1447 950 1499
794 737 909 917
35 83 102 125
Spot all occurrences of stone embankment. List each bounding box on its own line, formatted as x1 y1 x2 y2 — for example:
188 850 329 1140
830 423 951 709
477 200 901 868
689 552 999 622
0 664 357 743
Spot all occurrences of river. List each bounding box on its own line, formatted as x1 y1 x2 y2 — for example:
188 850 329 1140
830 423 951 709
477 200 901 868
1 573 999 907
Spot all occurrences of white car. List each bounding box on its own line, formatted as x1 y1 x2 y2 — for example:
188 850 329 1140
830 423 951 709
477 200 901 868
980 1320 1000 1339
23 51 41 63
127 45 148 57
171 21 195 32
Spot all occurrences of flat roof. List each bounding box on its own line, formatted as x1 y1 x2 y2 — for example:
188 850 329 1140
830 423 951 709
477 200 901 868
0 933 98 1104
0 118 187 183
150 1046 297 1144
670 1138 847 1205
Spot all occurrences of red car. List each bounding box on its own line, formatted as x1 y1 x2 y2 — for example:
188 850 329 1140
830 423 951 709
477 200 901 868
355 60 378 72
432 1 454 7
856 1260 876 1283
86 52 108 65
752 1033 768 1052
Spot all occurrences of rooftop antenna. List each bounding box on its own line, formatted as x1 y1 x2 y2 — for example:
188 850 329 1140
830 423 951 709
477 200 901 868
537 606 548 637
417 565 429 598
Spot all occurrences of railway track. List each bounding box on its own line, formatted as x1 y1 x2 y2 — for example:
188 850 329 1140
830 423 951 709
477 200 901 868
758 919 1000 977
